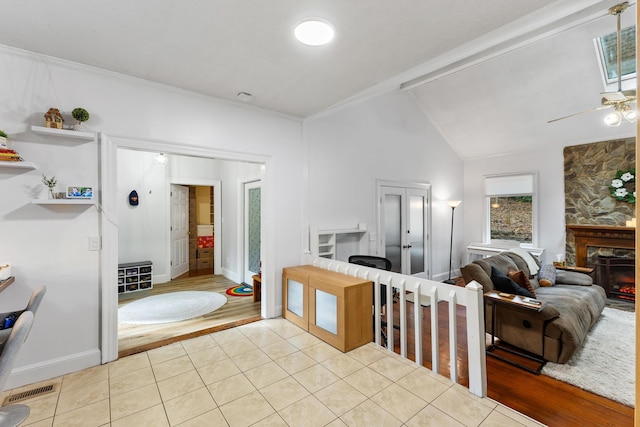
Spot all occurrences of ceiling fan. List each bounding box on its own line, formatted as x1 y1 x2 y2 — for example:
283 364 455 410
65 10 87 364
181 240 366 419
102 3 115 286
548 2 636 126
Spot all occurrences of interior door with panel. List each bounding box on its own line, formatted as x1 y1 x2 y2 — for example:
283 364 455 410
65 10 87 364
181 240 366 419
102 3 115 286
170 184 189 279
379 184 430 276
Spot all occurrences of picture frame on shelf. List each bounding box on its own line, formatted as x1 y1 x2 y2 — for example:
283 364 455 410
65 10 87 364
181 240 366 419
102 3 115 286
67 186 93 199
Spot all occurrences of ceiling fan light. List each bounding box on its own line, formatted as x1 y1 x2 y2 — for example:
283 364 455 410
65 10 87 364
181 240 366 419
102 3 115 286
622 106 637 123
604 110 622 126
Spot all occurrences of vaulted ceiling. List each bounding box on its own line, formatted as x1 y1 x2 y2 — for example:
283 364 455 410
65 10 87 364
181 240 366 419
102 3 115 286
1 0 636 159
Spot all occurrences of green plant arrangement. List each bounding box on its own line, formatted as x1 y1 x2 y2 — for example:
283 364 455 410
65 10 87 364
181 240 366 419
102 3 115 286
609 168 635 203
42 174 57 199
0 130 7 138
71 108 90 131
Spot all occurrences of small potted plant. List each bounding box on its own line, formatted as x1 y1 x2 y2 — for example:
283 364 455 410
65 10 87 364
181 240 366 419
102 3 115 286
71 108 90 131
42 175 57 199
0 130 7 146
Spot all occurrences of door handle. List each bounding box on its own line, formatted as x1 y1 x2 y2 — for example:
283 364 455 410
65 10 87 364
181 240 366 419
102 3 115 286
403 245 412 249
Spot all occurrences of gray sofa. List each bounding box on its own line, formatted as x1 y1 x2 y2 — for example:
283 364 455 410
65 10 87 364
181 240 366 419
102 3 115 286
461 252 606 364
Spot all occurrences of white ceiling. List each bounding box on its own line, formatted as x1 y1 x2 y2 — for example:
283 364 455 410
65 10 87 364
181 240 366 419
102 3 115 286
0 0 636 159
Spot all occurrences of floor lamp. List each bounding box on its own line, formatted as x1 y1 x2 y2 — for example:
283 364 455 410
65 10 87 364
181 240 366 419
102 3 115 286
443 200 462 284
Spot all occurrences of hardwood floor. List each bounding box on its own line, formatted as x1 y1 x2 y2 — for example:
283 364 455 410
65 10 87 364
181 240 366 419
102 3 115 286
117 273 261 357
386 296 634 427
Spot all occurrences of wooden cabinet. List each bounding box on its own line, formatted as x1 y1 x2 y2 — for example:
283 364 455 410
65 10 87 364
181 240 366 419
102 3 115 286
196 247 213 270
282 265 372 352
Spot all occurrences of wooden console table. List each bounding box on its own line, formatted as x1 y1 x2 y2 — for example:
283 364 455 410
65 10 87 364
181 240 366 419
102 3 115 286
484 291 548 374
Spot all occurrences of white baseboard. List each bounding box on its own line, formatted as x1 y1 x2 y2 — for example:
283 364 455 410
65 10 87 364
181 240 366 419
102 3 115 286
7 349 101 389
221 268 241 284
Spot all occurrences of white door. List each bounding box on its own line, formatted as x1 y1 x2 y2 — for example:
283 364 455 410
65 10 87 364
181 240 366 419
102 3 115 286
171 184 189 279
243 180 261 285
379 184 430 276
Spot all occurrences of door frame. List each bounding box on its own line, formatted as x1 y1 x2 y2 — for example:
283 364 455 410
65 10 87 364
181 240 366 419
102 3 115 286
376 180 432 278
100 134 274 364
240 176 262 285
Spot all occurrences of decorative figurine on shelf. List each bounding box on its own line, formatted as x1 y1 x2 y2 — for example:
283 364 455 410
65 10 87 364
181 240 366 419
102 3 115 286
44 108 64 129
71 107 90 132
42 175 57 199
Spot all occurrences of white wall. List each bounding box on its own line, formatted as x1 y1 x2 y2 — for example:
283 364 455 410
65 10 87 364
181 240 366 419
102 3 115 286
0 44 302 387
464 146 566 264
117 150 167 277
304 91 465 279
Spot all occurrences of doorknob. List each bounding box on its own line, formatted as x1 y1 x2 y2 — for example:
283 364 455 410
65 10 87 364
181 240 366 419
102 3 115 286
403 245 412 249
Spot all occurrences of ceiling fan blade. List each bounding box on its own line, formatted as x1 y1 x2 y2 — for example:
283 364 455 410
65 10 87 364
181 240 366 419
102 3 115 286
547 105 612 123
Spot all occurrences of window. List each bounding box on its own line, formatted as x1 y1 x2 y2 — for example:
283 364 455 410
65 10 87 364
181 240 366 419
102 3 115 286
594 25 636 90
484 173 536 246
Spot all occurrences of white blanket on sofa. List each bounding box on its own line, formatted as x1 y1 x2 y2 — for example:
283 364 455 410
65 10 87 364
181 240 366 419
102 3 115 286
508 247 540 275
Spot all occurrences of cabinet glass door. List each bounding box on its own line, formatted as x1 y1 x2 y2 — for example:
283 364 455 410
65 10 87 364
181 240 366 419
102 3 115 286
314 289 337 334
287 279 304 318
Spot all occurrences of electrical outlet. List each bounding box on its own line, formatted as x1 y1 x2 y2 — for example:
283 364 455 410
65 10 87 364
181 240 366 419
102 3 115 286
89 236 101 251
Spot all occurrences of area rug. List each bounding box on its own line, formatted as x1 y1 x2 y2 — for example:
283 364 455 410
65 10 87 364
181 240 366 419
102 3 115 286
119 291 227 324
542 307 635 407
226 284 253 297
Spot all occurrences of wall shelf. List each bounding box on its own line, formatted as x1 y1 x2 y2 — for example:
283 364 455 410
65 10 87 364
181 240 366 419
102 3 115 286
0 161 37 170
32 199 95 205
30 125 95 141
310 223 368 261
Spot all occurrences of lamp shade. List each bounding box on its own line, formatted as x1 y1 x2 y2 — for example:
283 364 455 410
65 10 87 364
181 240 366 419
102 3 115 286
446 200 462 208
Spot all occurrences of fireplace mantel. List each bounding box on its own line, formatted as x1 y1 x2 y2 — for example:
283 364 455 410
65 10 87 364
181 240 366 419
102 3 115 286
566 225 635 267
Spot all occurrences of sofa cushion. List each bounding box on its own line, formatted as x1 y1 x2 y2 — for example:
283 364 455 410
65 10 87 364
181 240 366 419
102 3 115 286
460 263 494 291
475 254 519 277
556 270 593 286
508 269 536 297
491 267 534 297
538 264 557 287
536 284 606 363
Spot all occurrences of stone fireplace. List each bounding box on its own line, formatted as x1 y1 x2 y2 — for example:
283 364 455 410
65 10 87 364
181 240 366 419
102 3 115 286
566 224 635 301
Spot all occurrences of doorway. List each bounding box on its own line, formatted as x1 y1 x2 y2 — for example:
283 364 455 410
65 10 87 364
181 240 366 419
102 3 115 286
378 181 432 276
111 146 264 358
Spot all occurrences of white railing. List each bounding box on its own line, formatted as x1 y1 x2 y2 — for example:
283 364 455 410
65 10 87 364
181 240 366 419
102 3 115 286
309 256 487 397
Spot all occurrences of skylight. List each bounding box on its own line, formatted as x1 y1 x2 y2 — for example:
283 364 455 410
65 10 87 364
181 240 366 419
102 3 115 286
594 25 636 89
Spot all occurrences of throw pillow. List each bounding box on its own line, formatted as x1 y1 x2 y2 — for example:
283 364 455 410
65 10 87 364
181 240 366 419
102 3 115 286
490 267 535 298
538 264 557 287
508 269 536 297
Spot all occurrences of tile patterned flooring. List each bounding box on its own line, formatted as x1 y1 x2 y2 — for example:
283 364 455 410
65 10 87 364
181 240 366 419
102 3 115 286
7 319 544 427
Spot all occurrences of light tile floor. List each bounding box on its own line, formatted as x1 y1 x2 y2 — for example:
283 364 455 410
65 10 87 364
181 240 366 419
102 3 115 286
6 319 545 427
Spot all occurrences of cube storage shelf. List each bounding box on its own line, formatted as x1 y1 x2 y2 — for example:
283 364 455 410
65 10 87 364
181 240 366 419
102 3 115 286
118 261 153 294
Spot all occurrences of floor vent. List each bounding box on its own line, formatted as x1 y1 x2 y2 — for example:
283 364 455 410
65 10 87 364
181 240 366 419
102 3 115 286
4 384 55 404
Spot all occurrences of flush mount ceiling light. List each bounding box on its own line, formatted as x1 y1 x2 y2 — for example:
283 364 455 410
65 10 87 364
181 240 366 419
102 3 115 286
294 19 334 46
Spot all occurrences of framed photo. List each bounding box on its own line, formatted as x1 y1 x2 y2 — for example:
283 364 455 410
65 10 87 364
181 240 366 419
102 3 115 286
67 186 93 199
